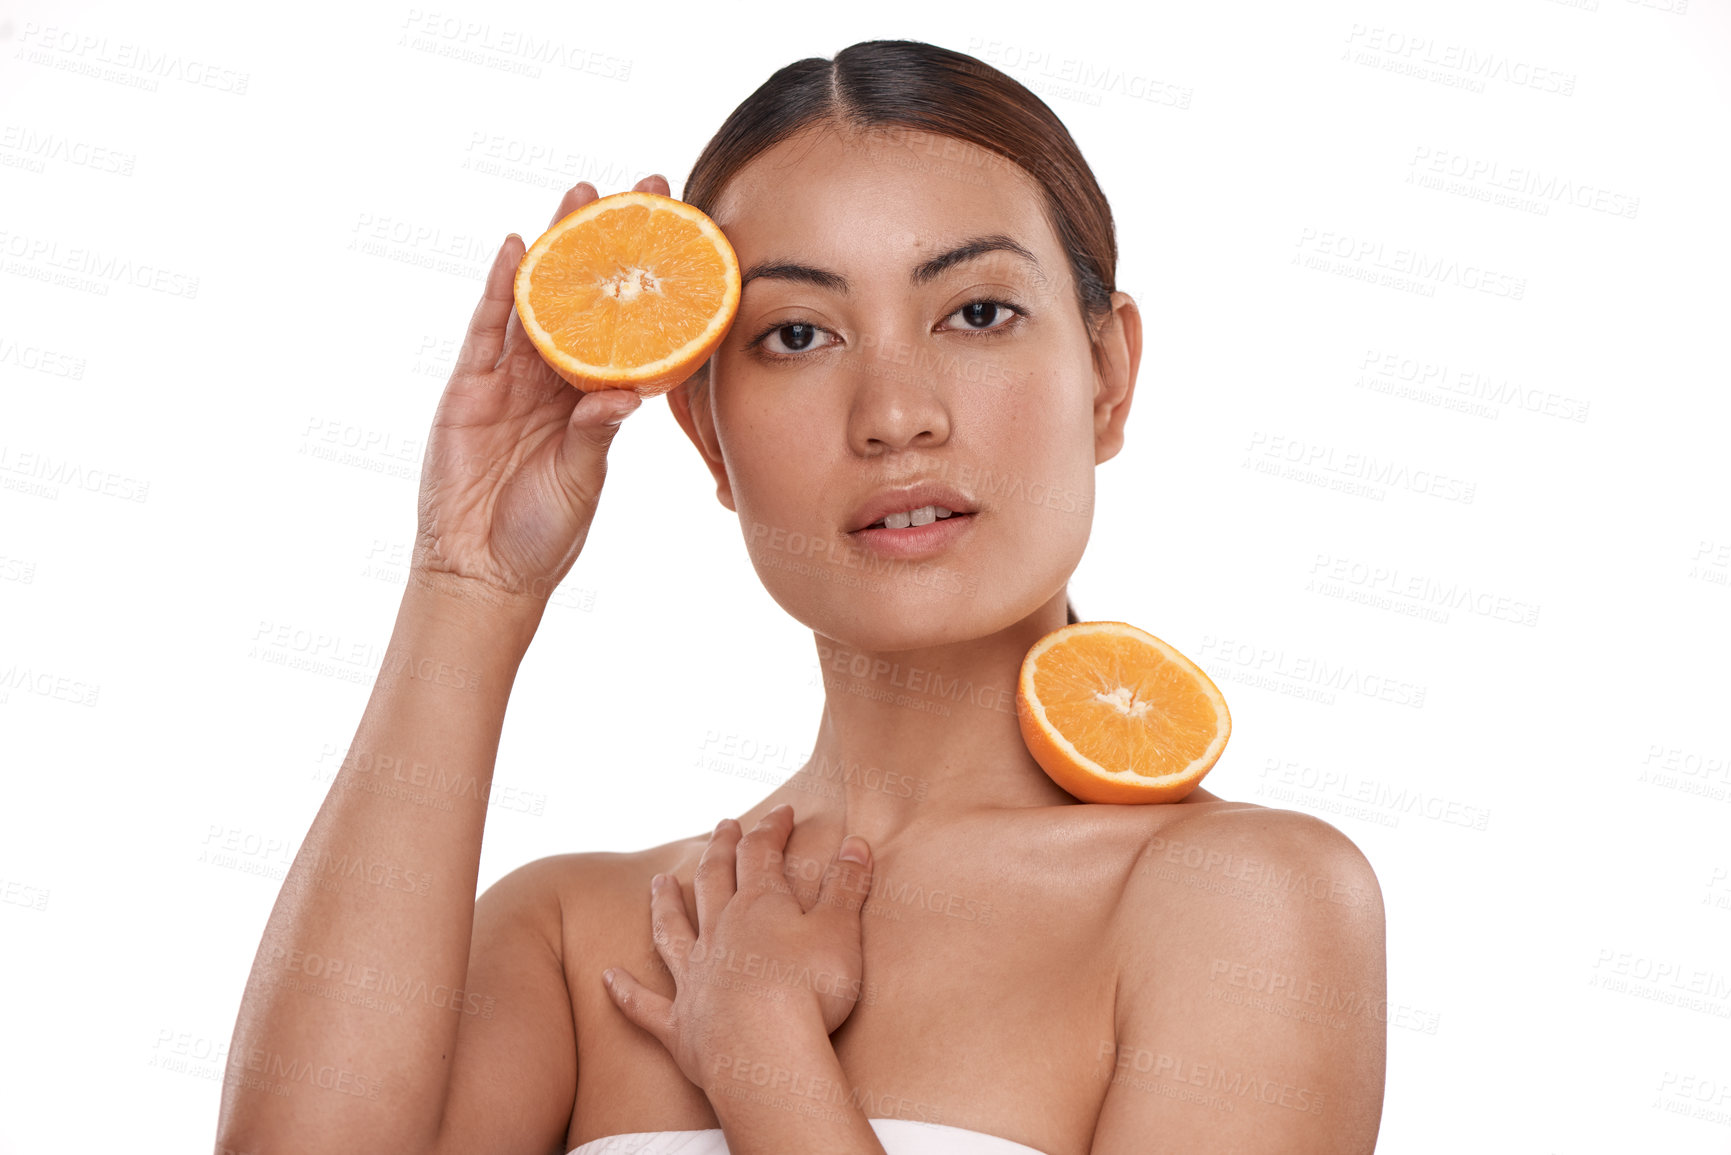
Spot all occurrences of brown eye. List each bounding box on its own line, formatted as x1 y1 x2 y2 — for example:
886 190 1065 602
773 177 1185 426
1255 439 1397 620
946 299 1021 331
757 321 839 357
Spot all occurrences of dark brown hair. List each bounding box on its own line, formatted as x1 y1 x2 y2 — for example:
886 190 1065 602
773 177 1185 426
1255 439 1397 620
684 39 1108 629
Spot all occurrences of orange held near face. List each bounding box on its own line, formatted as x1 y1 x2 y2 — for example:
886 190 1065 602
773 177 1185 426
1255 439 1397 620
1016 621 1231 804
512 191 741 396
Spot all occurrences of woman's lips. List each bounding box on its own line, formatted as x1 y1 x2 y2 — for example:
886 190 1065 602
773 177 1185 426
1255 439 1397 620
846 511 977 559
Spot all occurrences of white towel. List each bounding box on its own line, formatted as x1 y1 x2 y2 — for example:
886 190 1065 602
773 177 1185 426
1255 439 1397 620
567 1117 1052 1154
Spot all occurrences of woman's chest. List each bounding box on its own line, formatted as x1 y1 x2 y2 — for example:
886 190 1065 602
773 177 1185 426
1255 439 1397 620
562 844 1127 1155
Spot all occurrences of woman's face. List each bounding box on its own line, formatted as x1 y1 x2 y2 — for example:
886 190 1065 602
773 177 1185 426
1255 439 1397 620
673 124 1136 653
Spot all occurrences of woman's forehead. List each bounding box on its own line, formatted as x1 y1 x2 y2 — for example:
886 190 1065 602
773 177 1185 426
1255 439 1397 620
709 125 1058 269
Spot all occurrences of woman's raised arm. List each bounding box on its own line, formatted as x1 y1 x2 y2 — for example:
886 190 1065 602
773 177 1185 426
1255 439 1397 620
215 176 667 1155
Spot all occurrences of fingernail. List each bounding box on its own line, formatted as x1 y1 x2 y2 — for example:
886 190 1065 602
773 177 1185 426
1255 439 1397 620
650 873 664 891
602 968 615 988
714 818 730 835
840 837 868 864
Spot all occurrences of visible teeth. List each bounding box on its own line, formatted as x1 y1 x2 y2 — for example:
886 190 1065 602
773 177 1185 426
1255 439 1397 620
882 504 944 529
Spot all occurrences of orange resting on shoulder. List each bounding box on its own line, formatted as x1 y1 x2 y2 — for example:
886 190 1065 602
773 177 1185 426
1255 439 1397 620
1016 621 1231 804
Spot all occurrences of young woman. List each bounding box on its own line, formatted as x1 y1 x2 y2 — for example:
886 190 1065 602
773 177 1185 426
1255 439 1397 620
218 40 1385 1155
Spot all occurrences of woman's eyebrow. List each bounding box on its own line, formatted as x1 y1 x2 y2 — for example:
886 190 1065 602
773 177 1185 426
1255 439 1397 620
739 234 1044 295
912 234 1044 285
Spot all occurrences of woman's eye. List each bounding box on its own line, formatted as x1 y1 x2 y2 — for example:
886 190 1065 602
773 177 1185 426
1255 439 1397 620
760 322 835 355
947 300 1019 331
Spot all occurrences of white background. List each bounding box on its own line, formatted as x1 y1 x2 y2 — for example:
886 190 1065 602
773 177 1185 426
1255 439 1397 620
3 0 1728 1151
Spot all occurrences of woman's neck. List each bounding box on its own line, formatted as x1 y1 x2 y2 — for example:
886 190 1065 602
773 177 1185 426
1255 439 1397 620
765 595 1081 849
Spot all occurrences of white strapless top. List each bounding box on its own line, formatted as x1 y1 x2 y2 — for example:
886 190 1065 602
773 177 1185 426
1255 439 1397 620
567 1118 1052 1154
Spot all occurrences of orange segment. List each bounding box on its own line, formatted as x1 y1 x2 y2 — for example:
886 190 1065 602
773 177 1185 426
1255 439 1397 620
513 191 741 396
1016 621 1231 804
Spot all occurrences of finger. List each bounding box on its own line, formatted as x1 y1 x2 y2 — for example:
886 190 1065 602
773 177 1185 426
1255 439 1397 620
648 873 696 979
549 179 599 230
736 804 797 899
546 383 640 516
816 836 874 921
456 233 523 375
501 181 602 369
634 172 671 197
693 819 741 931
601 966 676 1044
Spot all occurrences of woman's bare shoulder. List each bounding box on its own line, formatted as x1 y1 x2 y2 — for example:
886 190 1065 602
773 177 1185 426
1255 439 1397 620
470 831 706 955
1112 789 1384 924
503 831 709 918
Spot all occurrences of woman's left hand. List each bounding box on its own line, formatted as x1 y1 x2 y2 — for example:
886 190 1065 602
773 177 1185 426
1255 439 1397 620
601 804 875 1093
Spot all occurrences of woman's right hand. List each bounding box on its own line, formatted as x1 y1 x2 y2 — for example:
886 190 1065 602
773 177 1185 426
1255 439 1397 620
410 174 672 610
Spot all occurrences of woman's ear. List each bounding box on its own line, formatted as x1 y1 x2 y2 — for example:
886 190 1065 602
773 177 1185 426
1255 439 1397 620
1091 291 1142 465
666 364 736 512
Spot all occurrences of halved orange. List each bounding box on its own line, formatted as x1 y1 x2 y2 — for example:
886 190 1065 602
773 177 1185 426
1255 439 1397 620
1016 621 1231 804
513 191 741 396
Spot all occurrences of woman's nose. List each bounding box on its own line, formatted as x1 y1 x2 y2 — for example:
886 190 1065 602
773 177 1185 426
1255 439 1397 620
843 334 953 456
